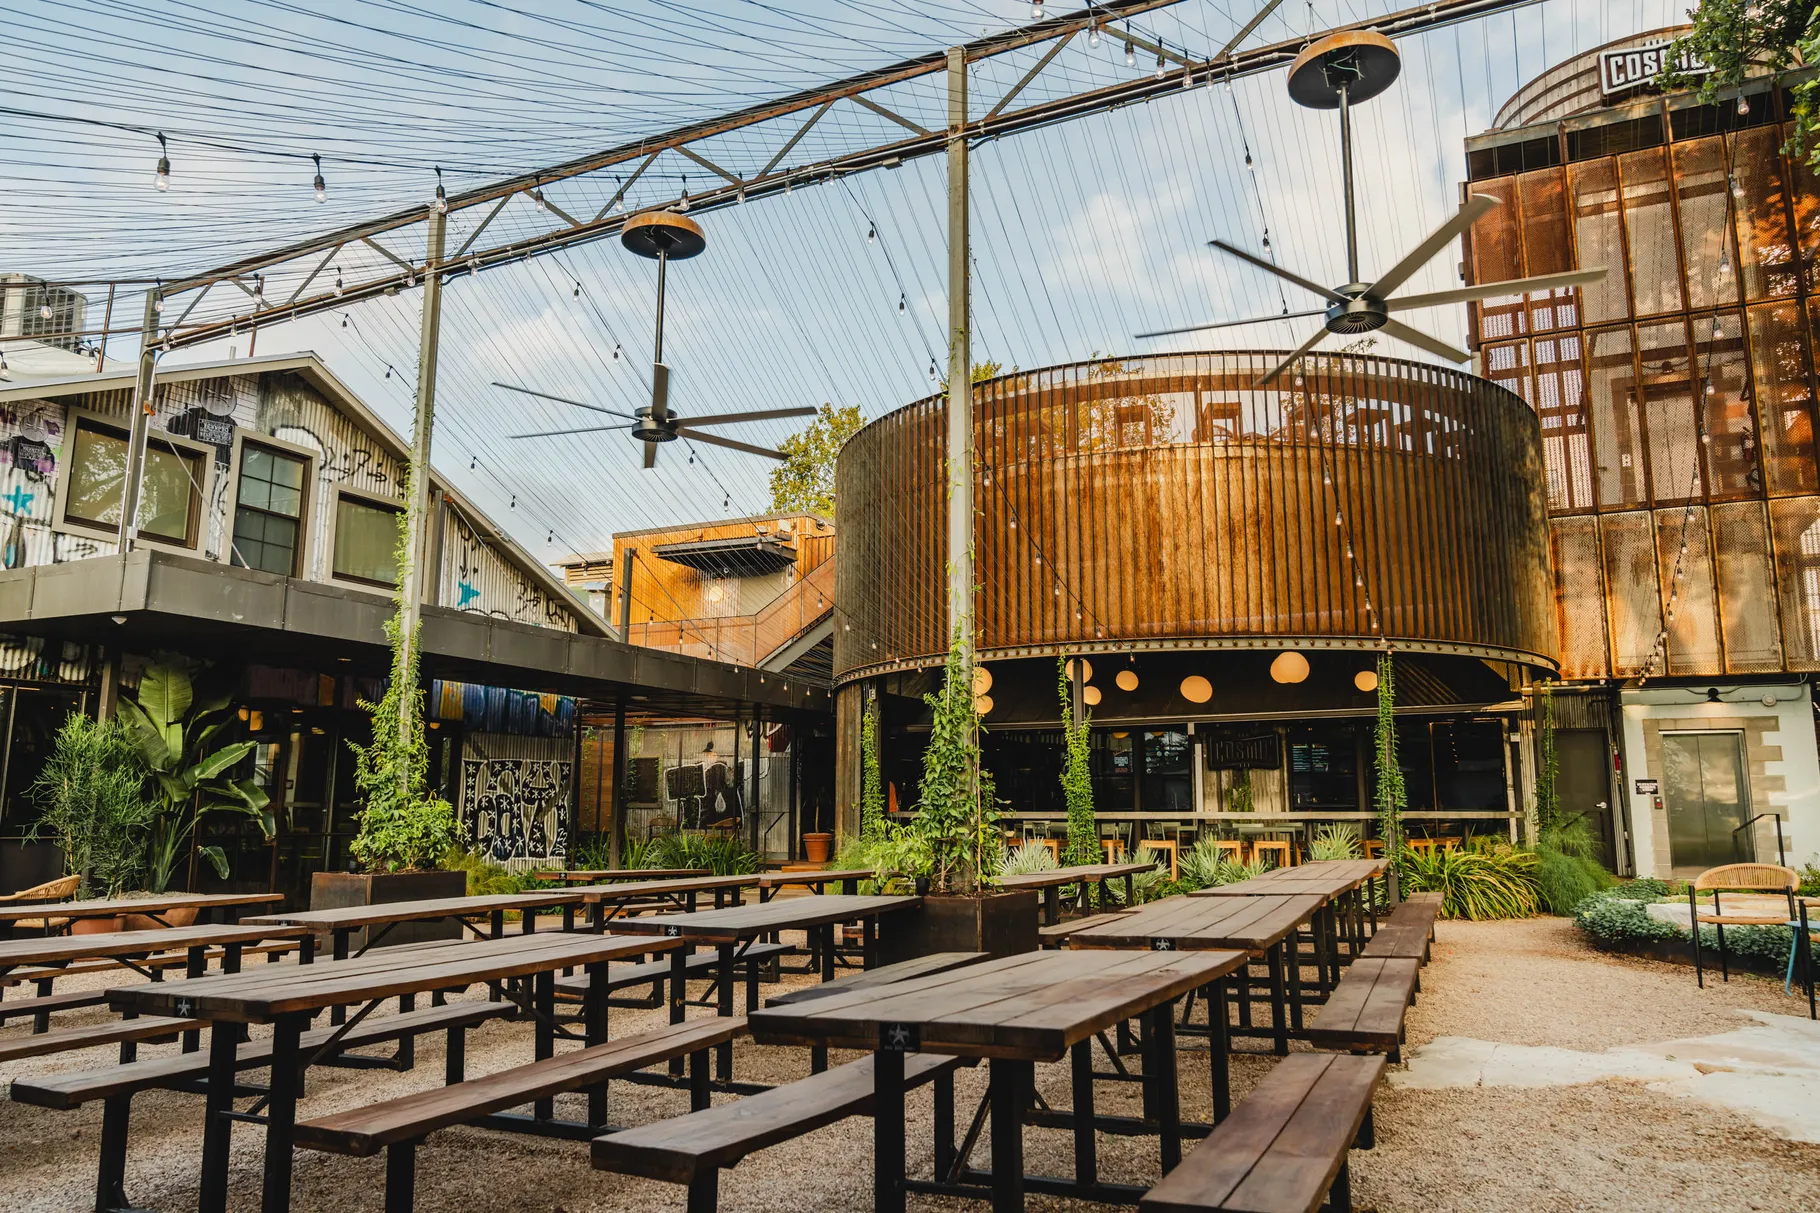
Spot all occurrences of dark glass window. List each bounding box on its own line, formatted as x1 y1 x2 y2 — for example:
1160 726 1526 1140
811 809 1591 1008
1289 723 1362 810
333 495 404 587
1433 721 1508 811
1567 115 1664 162
1142 730 1193 815
232 444 307 575
1092 730 1135 811
983 729 1064 816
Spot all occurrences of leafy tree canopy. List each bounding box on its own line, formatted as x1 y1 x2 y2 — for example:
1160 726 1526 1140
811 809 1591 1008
767 402 865 519
1669 2 1818 161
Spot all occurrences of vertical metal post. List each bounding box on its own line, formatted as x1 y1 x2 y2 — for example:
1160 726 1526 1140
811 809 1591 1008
395 204 447 754
617 548 636 640
750 706 763 855
610 696 628 868
1338 83 1357 284
96 283 116 369
945 45 972 653
115 293 161 551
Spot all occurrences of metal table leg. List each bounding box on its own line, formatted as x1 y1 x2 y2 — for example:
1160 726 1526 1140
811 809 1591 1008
988 1059 1029 1213
874 1048 907 1213
258 1013 306 1213
197 1023 239 1213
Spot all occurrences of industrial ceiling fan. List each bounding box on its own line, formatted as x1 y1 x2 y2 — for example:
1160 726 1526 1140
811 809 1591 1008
502 211 815 466
1136 31 1607 386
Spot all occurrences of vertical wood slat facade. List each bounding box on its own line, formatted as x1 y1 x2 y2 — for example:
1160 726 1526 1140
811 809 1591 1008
833 352 1557 684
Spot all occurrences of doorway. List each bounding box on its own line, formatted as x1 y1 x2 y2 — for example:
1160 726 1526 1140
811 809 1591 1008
1660 732 1750 871
1556 728 1617 871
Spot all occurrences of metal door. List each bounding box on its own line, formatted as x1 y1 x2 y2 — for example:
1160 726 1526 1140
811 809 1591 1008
1556 729 1617 871
1660 732 1750 871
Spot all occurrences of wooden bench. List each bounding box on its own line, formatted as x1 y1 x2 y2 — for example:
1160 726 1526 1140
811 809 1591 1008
552 941 792 1006
1302 957 1421 1061
0 1014 192 1064
592 1052 971 1213
12 999 517 1213
295 1016 750 1212
1359 892 1441 970
1140 1053 1386 1213
0 987 106 1025
1038 912 1129 948
3 939 303 986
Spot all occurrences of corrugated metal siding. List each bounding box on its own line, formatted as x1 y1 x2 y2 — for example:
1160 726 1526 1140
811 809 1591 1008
439 506 578 632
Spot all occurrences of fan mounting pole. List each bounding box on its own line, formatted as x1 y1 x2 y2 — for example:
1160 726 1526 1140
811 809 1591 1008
1338 81 1357 284
622 211 706 441
1286 31 1400 286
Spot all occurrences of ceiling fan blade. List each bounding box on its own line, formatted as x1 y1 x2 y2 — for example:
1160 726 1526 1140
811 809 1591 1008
506 424 634 440
1135 309 1326 340
1209 240 1349 305
1376 318 1471 364
1252 327 1331 388
1386 267 1609 312
643 440 659 469
675 428 788 460
1364 194 1502 300
492 381 635 419
679 406 820 427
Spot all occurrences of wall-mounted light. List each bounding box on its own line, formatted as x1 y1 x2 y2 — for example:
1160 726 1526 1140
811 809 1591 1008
974 694 994 716
1066 657 1093 683
972 665 992 696
1082 685 1102 706
1354 669 1378 693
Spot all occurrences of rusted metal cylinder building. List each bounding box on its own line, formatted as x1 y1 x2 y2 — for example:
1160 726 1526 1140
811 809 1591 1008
831 352 1558 852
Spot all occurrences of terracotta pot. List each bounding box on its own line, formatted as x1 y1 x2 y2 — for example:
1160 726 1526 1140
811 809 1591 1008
70 915 124 935
802 833 835 864
123 906 198 931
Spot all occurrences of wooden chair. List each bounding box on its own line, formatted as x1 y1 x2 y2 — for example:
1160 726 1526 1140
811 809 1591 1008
1361 839 1384 859
1433 836 1464 853
1101 839 1125 863
1037 837 1061 862
1407 837 1436 857
1214 839 1247 865
1136 839 1178 881
1252 840 1293 870
1689 864 1816 1018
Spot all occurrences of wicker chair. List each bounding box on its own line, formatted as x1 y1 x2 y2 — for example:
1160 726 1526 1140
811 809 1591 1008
0 874 81 934
1689 863 1817 1017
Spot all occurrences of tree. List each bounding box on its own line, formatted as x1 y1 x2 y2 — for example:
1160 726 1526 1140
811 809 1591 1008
768 402 865 518
1668 2 1818 161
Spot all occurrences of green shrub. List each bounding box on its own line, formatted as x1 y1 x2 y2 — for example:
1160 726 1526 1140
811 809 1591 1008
645 832 761 876
833 822 932 894
1573 887 1799 966
1616 876 1673 900
29 713 157 898
1308 824 1362 862
439 847 531 896
1401 845 1539 919
997 842 1059 877
1104 857 1170 906
569 834 613 871
1800 860 1820 899
1535 847 1615 916
1177 838 1226 892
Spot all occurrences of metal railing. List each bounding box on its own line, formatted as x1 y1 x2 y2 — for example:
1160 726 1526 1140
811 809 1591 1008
1731 812 1787 868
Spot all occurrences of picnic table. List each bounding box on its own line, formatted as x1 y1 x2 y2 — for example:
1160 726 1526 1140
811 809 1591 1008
1069 892 1328 1055
0 891 283 937
749 947 1245 1213
569 873 761 929
1191 858 1386 980
611 894 921 1080
243 890 586 959
997 862 1157 924
112 931 679 1213
755 868 873 900
534 868 708 883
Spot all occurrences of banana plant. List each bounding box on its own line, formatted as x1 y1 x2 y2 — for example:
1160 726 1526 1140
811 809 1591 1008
115 659 273 892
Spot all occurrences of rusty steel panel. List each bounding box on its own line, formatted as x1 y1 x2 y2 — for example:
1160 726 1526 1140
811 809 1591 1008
833 352 1556 682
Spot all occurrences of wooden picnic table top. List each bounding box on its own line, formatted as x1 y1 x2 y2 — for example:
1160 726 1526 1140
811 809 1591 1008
1068 892 1327 952
564 873 761 903
996 862 1156 890
0 891 283 923
534 868 707 883
241 890 583 931
755 868 874 889
748 948 1244 1061
1190 858 1385 898
607 894 921 943
0 922 314 970
109 931 676 1023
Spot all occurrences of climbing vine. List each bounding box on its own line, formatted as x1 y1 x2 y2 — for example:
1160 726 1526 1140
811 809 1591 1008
1534 680 1559 834
1372 652 1406 884
860 691 886 840
1058 657 1097 867
913 625 995 893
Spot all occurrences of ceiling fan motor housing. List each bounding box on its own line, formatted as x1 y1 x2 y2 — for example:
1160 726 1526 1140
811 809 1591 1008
1325 288 1388 334
632 407 678 443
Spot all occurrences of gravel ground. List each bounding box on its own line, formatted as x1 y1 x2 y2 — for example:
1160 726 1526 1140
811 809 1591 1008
3 917 1818 1212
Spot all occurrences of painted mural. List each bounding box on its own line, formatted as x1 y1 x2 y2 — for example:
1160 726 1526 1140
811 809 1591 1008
459 755 570 868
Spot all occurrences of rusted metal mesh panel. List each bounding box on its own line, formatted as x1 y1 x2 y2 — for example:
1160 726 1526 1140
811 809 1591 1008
1672 137 1745 312
1484 340 1531 402
1600 510 1662 674
1784 124 1820 294
1710 501 1785 672
1656 507 1722 675
1637 318 1701 505
1569 158 1632 323
1533 333 1594 510
1769 496 1820 670
1587 325 1645 506
1550 515 1609 678
1519 167 1579 331
1620 147 1685 317
1689 311 1755 497
1750 301 1820 495
1471 176 1527 344
1727 126 1798 300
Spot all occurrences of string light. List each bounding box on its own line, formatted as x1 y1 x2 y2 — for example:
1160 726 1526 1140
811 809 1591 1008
152 282 163 313
1031 1 1044 17
39 300 52 321
678 175 690 212
153 132 169 192
1155 52 1166 79
433 166 448 214
1088 23 1102 48
573 281 581 298
340 314 348 328
736 185 747 204
611 343 621 361
614 176 627 213
867 223 876 243
1736 93 1750 116
898 293 906 314
334 270 344 297
384 365 393 379
928 358 937 380
311 153 326 204
1124 41 1136 67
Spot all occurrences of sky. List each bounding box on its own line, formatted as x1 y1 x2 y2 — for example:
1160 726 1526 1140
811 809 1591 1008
0 0 1689 567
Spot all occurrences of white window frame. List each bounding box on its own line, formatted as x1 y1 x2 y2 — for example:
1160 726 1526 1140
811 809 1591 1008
220 429 318 578
51 406 215 556
326 484 407 593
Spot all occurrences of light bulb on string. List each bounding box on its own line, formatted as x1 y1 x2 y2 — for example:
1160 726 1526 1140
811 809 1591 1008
433 166 448 214
1088 23 1101 48
152 282 164 313
898 293 906 314
1125 41 1136 67
38 301 52 321
736 185 747 204
333 271 344 297
1736 93 1750 116
867 223 876 243
340 315 348 328
1155 52 1166 79
153 132 169 192
312 153 326 203
1031 1 1043 17
929 358 937 380
384 366 393 379
678 175 690 212
612 343 621 361
573 281 581 298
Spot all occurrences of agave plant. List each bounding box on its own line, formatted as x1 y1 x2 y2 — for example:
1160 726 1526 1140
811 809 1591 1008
1308 823 1363 862
997 841 1060 878
1400 845 1539 920
115 659 272 891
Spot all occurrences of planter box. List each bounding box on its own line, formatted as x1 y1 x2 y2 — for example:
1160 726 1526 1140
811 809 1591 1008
310 871 468 951
122 906 198 931
1589 935 1791 977
879 890 1038 966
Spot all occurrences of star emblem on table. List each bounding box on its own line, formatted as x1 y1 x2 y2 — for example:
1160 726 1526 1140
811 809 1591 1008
1151 938 1174 951
887 1024 910 1047
175 998 193 1017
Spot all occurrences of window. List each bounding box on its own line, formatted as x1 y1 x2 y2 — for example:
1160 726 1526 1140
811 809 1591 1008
231 444 307 575
333 494 404 587
63 418 204 546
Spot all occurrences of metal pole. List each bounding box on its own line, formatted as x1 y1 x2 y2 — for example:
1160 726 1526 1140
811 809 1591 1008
1338 82 1357 284
618 548 636 641
395 204 447 756
609 697 628 868
115 293 160 551
96 284 116 370
945 45 972 650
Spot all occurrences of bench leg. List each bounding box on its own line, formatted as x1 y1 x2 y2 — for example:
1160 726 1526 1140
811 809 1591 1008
875 1048 907 1213
987 1059 1029 1213
689 1046 711 1112
1355 1105 1376 1150
934 1066 957 1183
1070 1039 1097 1186
445 1027 466 1085
669 948 689 1077
96 1094 133 1213
1146 1004 1181 1173
811 1044 828 1074
331 929 350 1024
260 1013 306 1213
1208 979 1231 1122
534 971 556 1120
715 943 735 1081
34 976 52 1034
685 1171 719 1213
385 1142 416 1213
1323 1156 1353 1212
1267 946 1290 1056
183 946 206 1053
198 1025 240 1213
1287 937 1305 1033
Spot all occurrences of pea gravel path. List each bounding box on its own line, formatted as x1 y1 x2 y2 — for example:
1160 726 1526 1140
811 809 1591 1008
3 916 1817 1212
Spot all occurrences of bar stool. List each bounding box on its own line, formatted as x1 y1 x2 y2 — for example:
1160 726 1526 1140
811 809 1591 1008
1039 837 1061 862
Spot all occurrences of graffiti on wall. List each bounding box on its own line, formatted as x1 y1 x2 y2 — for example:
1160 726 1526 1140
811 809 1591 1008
443 508 577 631
460 757 570 865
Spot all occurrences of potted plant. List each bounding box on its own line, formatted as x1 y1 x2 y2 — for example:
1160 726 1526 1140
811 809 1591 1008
116 657 274 921
312 615 464 948
874 627 1037 963
27 713 157 930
